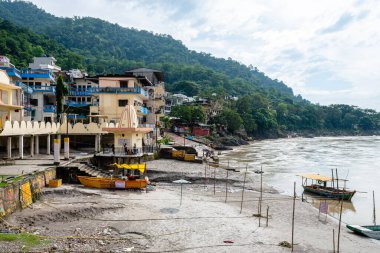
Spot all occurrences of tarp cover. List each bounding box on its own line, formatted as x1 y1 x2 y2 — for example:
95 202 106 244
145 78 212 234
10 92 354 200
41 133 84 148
300 173 332 182
112 163 146 173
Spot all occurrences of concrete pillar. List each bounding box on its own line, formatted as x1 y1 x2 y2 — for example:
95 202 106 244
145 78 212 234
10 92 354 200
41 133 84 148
57 134 61 153
35 135 39 155
46 134 51 155
95 134 101 152
64 137 69 160
19 135 24 159
7 137 11 159
54 138 60 164
30 135 34 157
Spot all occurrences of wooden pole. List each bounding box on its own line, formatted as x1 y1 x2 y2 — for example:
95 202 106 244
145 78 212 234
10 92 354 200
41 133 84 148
240 165 248 213
333 229 336 253
260 165 263 215
336 168 339 190
291 181 296 252
180 183 183 206
225 169 229 203
266 206 269 227
331 169 335 188
337 200 343 253
204 163 207 189
373 190 376 225
213 165 216 195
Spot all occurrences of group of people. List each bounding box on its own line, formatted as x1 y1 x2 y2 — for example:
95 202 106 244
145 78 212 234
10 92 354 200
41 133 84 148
110 143 138 155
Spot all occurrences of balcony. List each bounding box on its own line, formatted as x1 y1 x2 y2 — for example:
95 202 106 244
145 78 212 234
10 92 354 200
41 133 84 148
92 86 148 97
0 66 21 78
21 69 55 81
66 100 90 107
68 87 93 96
32 85 55 93
43 105 56 113
16 81 33 94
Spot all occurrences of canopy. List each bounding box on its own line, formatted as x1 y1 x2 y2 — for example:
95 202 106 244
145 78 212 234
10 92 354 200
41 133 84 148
299 173 332 182
112 163 146 173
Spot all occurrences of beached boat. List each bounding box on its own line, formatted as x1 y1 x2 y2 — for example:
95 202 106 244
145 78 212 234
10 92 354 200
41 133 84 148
346 225 380 240
78 176 148 189
78 163 148 189
300 173 356 200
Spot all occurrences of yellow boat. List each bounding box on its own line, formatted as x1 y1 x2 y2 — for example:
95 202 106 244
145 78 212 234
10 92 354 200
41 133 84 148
78 176 148 189
78 163 149 189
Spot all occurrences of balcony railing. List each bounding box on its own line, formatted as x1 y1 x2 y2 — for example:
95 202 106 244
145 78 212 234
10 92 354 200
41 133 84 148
91 86 148 97
101 146 155 156
33 85 55 93
68 88 93 96
139 124 155 128
21 69 55 81
66 100 91 107
0 66 21 78
43 105 56 113
16 81 33 94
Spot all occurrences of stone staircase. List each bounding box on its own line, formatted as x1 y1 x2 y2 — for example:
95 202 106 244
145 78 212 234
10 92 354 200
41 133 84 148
67 162 111 178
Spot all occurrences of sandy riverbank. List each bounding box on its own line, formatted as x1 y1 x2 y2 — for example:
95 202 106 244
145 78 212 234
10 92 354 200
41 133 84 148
1 159 379 252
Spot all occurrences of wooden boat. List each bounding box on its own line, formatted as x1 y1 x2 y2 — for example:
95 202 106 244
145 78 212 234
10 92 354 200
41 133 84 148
77 163 148 189
78 176 148 189
300 173 356 201
346 225 380 240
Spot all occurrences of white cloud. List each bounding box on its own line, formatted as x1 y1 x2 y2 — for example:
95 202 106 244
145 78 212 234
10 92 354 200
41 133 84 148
29 0 380 110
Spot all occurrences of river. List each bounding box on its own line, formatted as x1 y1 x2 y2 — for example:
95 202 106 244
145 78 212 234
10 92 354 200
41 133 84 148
219 136 380 225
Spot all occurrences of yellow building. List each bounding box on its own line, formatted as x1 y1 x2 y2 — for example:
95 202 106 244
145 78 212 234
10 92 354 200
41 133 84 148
102 104 153 153
0 70 22 128
90 74 150 125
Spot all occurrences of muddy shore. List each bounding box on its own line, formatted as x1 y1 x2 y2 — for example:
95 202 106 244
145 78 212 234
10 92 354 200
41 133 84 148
1 158 379 252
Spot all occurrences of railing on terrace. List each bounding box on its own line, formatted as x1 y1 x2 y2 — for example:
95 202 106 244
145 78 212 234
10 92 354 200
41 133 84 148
91 86 148 97
101 146 155 156
66 100 91 107
68 88 93 96
0 66 21 78
21 69 54 80
43 105 56 113
16 81 33 94
33 85 55 93
139 124 155 128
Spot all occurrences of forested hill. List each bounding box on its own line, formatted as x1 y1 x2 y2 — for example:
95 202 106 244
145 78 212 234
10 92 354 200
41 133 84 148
0 0 292 97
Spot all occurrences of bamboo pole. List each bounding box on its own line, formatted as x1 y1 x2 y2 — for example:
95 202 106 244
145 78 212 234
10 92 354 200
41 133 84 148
291 181 296 252
333 229 336 253
373 191 376 225
204 162 207 189
266 206 269 227
225 169 229 203
240 165 248 214
336 168 339 190
337 200 343 253
331 169 335 188
213 165 216 195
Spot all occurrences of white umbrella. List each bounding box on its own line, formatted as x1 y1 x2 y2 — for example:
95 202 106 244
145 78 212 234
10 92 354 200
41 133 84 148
173 179 191 205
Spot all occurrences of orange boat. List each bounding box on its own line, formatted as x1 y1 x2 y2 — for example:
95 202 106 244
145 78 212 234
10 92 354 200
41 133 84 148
78 176 148 189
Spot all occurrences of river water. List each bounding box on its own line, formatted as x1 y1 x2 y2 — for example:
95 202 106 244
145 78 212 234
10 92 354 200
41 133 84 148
219 136 380 225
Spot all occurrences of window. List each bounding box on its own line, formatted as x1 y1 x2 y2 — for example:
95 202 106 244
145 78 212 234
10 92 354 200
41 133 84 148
118 99 128 107
120 81 129 88
30 99 38 106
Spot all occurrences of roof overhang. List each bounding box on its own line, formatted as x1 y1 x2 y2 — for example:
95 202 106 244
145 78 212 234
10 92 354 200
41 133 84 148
102 127 154 133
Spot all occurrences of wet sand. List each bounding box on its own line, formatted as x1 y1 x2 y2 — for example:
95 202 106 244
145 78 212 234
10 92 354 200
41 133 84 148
2 159 380 252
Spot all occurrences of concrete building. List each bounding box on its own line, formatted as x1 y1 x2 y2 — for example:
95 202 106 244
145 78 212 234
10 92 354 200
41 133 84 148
125 68 165 126
0 70 23 127
21 56 62 122
89 74 150 126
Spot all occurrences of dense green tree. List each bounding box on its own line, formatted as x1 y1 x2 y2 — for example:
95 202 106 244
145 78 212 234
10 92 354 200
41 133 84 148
55 74 68 122
214 109 243 133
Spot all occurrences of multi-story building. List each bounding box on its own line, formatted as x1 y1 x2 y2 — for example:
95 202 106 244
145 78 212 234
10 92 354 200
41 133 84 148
21 57 61 122
125 68 165 125
0 70 23 128
89 74 150 125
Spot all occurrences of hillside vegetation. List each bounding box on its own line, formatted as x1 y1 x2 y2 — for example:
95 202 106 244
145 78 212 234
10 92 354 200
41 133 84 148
0 0 379 136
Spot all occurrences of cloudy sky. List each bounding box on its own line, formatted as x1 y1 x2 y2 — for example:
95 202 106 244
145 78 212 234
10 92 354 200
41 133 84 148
30 0 380 110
